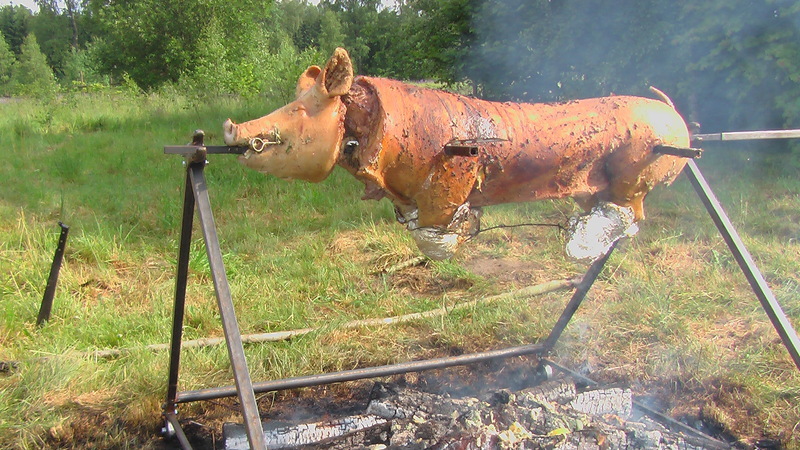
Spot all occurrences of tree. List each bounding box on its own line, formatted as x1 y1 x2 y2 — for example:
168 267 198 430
0 35 14 94
29 3 72 78
0 5 32 56
675 0 800 132
317 10 345 57
319 0 383 73
62 41 106 87
88 0 273 90
9 33 58 96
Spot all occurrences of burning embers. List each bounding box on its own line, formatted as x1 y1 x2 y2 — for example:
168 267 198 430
224 48 691 262
222 378 719 449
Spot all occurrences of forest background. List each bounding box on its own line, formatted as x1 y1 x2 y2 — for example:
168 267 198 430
1 0 800 138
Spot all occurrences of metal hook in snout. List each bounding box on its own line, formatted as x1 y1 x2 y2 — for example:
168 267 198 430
249 133 282 154
249 137 267 153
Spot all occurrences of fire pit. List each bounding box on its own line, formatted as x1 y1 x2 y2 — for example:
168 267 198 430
221 369 727 449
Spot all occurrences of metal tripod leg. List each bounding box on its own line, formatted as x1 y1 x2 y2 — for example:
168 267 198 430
163 161 267 450
684 159 800 370
188 163 267 449
163 169 195 448
542 240 618 352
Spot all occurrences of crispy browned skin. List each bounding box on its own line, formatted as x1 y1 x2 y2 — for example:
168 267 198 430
339 77 689 227
225 48 690 231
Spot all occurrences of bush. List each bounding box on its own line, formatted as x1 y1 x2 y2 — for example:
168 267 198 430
181 24 323 102
62 42 109 90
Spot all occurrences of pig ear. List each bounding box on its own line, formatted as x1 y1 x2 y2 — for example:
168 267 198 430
320 47 353 97
296 66 322 98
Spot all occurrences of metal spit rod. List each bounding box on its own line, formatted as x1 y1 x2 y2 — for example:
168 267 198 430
692 128 800 141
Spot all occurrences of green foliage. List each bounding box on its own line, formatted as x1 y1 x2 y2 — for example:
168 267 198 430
182 14 323 100
318 10 346 57
253 36 324 101
185 16 234 95
405 0 474 84
0 35 13 94
0 4 32 56
28 4 72 77
319 0 406 75
274 0 344 54
61 42 108 88
677 0 800 132
9 33 58 97
87 0 272 90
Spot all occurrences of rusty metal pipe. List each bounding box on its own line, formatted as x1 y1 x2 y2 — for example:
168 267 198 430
176 343 547 404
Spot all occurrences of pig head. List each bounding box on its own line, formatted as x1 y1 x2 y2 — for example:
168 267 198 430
225 48 691 261
223 48 353 182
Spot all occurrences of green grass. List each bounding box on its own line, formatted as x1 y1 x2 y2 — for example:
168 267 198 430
0 92 799 447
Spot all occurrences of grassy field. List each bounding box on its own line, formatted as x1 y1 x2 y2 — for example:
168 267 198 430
1 90 799 448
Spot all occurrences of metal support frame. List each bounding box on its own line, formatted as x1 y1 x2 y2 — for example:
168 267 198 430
163 133 267 450
684 159 800 370
161 135 613 449
160 127 800 448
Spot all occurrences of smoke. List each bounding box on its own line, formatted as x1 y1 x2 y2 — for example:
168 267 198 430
464 0 800 136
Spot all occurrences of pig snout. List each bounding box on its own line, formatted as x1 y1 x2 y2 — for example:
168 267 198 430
223 118 241 146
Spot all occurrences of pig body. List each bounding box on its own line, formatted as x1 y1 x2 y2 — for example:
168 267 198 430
224 48 690 259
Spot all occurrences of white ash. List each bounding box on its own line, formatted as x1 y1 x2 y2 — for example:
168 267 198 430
227 378 721 449
223 415 388 450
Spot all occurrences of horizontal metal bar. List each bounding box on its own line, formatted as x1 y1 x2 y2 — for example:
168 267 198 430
164 145 247 155
652 145 703 159
176 343 546 404
540 359 730 449
692 129 800 142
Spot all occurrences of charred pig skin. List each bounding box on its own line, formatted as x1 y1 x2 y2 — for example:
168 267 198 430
224 48 690 259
